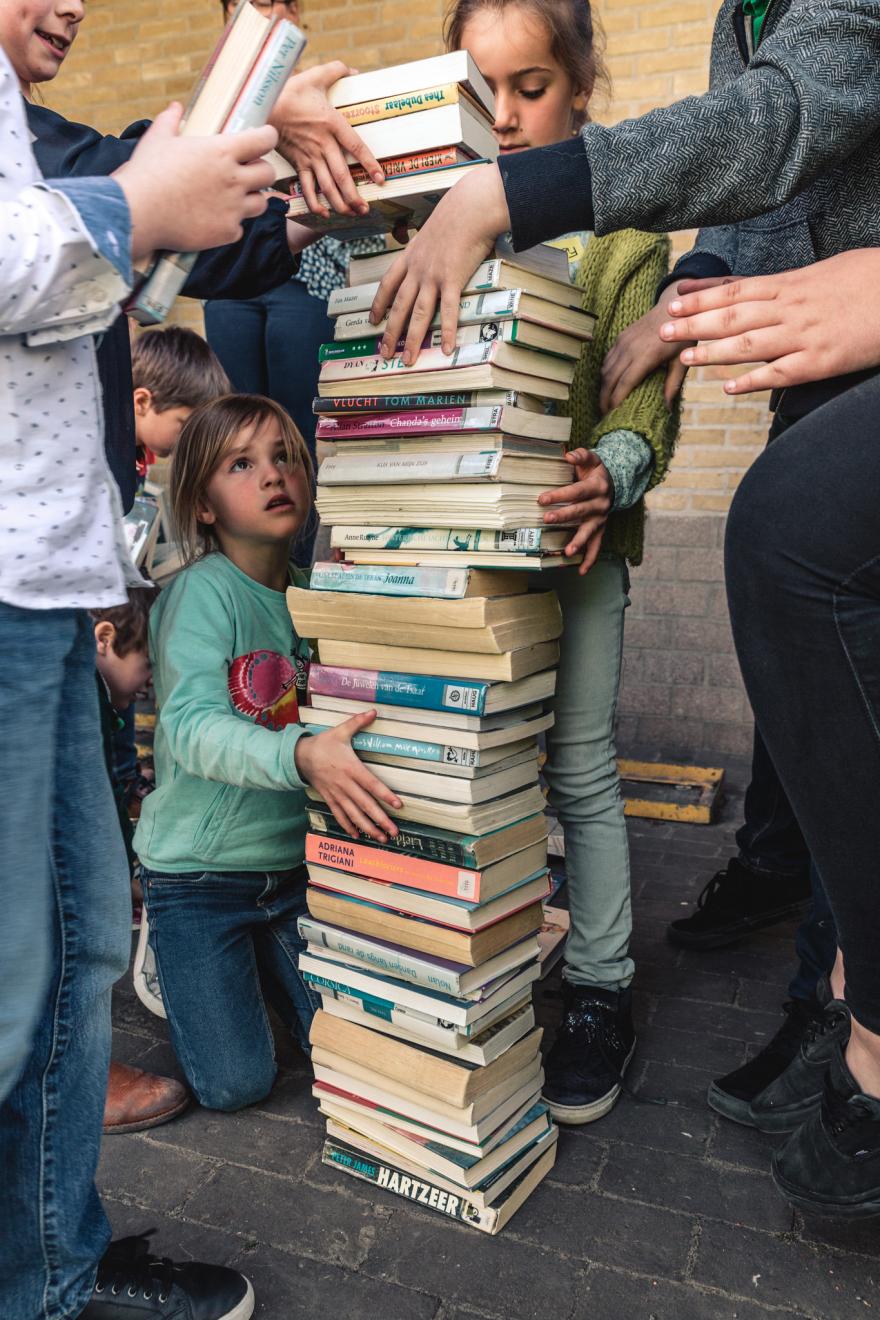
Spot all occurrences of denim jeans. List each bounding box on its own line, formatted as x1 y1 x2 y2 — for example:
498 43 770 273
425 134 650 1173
204 280 333 566
537 556 634 990
0 605 131 1320
726 373 880 1031
141 865 320 1111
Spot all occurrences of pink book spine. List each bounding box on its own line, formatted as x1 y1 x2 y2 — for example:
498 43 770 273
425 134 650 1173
316 408 478 440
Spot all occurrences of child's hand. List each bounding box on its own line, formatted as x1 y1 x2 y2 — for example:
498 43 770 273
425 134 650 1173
600 296 692 414
294 709 402 842
538 448 612 576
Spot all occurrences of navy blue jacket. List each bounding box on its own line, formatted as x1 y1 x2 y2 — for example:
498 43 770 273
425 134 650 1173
28 104 295 511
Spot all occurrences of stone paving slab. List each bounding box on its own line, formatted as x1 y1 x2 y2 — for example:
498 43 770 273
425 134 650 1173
102 766 880 1319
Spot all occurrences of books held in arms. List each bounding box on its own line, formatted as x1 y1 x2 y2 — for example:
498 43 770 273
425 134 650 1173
127 0 305 325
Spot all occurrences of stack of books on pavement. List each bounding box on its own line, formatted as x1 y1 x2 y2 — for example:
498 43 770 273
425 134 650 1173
287 246 592 1231
287 51 498 234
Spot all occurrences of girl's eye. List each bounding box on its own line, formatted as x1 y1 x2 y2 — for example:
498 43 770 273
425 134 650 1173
520 88 547 101
275 453 291 468
229 457 250 472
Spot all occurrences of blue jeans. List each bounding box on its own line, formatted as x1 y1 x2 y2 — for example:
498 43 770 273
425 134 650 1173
0 605 131 1320
204 280 333 566
141 865 319 1111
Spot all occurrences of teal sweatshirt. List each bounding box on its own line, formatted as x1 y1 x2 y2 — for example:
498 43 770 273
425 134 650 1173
134 554 312 873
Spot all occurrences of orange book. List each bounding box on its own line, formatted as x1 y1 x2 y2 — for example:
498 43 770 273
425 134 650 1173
305 832 547 905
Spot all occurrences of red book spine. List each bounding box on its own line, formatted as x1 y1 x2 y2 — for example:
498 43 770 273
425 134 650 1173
316 408 472 440
306 832 484 901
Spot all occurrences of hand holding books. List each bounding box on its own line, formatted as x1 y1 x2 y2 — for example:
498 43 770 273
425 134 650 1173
271 60 385 217
537 447 613 574
113 104 278 261
294 708 402 843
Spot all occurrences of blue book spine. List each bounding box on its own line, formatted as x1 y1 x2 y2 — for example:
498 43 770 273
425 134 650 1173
309 664 490 715
309 724 478 766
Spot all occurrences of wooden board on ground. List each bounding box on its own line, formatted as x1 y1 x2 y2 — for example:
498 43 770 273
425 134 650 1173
617 759 724 825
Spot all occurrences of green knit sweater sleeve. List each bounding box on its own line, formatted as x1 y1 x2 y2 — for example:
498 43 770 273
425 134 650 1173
564 228 680 565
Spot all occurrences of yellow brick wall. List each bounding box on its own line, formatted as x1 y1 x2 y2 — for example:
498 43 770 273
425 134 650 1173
47 0 767 513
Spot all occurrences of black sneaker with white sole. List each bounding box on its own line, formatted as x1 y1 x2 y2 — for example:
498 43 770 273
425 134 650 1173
749 999 851 1133
772 1044 880 1219
80 1234 254 1320
667 858 811 951
707 996 824 1125
542 983 635 1125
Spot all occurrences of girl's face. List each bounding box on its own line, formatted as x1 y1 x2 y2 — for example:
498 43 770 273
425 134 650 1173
197 416 310 550
0 0 84 88
459 4 586 152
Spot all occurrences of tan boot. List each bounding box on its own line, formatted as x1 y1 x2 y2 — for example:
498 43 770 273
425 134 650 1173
103 1061 189 1135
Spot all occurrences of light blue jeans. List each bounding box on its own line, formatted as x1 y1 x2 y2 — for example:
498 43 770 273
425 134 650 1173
537 556 634 990
0 605 131 1320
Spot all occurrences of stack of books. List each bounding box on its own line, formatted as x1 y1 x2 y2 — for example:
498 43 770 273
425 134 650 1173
286 246 593 1231
286 51 498 234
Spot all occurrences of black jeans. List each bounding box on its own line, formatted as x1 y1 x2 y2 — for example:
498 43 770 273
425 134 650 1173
726 373 880 1032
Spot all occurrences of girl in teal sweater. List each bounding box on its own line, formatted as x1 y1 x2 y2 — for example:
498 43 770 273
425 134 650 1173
134 395 400 1111
445 0 678 1125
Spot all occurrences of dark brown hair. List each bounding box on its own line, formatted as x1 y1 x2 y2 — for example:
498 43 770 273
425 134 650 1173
90 586 160 657
131 327 231 414
444 0 609 127
170 394 314 562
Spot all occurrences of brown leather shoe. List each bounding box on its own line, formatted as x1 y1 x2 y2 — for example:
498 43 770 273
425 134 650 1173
103 1061 190 1135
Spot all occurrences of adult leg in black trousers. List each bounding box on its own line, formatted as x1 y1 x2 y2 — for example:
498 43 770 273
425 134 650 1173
726 373 880 1216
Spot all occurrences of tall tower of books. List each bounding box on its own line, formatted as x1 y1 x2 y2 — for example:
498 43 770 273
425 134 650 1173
286 54 594 1234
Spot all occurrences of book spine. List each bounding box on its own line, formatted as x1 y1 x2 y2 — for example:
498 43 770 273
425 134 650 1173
307 810 480 868
315 407 500 440
308 664 489 715
335 290 521 339
304 972 447 1031
223 22 307 130
322 1138 496 1229
292 149 465 197
308 563 473 598
321 322 528 363
308 727 483 772
318 341 495 383
313 392 521 413
328 526 551 554
339 83 462 126
306 834 482 900
318 450 502 484
297 917 464 994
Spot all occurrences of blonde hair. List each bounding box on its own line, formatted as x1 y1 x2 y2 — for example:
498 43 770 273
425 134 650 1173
444 0 610 128
170 394 313 563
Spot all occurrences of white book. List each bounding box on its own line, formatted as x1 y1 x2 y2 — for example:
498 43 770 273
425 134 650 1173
329 50 495 118
317 449 570 487
334 289 595 343
301 704 554 750
342 100 496 166
329 260 584 317
318 340 575 388
319 996 537 1065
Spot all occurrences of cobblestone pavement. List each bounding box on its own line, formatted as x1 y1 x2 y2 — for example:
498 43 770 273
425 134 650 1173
102 769 879 1319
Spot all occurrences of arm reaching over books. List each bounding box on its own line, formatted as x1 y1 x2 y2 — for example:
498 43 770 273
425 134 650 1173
113 104 277 261
271 61 386 218
659 252 880 394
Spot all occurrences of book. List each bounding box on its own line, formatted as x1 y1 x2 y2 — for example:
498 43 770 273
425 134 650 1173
302 705 553 751
314 639 559 683
351 751 540 804
300 717 537 771
314 484 570 531
320 364 569 403
305 806 549 868
307 662 557 716
307 562 527 600
339 100 496 167
338 82 487 128
320 1132 557 1232
328 526 568 555
319 1096 550 1184
322 783 548 834
306 889 545 966
538 903 570 978
328 50 494 119
128 6 305 325
348 239 571 288
289 587 562 654
315 405 571 444
123 495 160 569
313 1062 543 1138
291 148 470 197
313 390 544 415
317 992 536 1064
316 449 571 487
326 435 565 461
342 549 577 571
334 288 595 343
306 862 550 927
319 319 582 363
329 261 585 317
298 916 540 997
310 1009 542 1105
309 692 542 728
289 159 491 237
318 341 575 389
306 834 548 905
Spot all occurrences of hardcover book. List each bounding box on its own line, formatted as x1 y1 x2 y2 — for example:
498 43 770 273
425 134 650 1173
305 807 549 869
315 404 571 444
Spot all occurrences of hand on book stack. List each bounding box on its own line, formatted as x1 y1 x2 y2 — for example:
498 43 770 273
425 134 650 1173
287 244 595 1232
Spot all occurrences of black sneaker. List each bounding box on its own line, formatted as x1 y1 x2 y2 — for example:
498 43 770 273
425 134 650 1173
81 1234 254 1319
772 1044 880 1219
667 857 811 950
749 1000 851 1133
542 983 635 1125
707 997 823 1125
